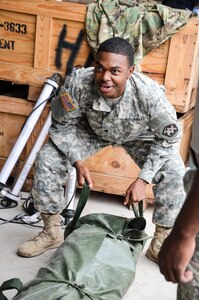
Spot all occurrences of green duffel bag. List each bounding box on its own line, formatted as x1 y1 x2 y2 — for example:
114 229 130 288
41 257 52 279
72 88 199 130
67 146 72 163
3 183 148 300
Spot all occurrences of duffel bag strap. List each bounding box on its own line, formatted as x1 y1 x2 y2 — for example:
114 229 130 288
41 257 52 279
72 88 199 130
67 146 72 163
64 182 90 236
0 278 23 300
131 201 143 218
65 183 144 237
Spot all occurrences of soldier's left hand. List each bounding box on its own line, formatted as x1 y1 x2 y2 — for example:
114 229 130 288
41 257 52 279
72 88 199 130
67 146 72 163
124 178 147 205
73 160 93 188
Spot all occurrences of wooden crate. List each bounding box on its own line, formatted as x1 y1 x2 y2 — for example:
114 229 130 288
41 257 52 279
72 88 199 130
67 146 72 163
0 0 90 88
0 0 198 112
141 18 199 113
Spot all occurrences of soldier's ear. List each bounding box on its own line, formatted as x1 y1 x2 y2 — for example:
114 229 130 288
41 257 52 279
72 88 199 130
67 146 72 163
127 65 134 78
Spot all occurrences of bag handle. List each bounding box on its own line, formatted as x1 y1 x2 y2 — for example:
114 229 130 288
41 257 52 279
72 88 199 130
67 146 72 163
132 201 143 218
0 278 23 300
64 182 90 237
64 182 143 237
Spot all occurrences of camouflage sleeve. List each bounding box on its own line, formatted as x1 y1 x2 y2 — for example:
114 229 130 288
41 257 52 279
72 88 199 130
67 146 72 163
138 77 183 183
49 69 88 165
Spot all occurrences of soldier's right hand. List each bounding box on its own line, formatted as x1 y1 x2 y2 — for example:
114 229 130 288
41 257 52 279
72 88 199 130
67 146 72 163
73 160 93 188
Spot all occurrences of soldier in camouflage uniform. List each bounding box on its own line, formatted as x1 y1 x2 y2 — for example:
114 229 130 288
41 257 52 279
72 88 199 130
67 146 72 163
159 94 199 299
17 37 185 261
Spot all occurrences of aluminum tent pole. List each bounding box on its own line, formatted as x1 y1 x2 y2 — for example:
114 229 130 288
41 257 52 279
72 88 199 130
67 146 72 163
0 112 52 202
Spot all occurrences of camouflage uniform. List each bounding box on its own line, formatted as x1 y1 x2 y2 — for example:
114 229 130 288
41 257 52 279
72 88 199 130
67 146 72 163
86 0 192 64
32 67 185 228
177 97 199 299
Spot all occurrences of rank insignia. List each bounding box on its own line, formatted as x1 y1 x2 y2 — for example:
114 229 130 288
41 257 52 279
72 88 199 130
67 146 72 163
162 124 178 137
60 92 76 112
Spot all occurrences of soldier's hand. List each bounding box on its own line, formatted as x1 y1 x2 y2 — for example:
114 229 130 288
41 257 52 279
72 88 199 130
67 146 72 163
124 178 147 206
73 160 92 188
158 231 195 283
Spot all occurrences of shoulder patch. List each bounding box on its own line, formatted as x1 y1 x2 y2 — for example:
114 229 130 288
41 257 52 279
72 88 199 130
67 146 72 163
60 92 76 112
162 124 178 137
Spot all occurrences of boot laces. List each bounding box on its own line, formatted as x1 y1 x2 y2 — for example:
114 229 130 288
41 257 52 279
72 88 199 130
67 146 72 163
32 229 54 242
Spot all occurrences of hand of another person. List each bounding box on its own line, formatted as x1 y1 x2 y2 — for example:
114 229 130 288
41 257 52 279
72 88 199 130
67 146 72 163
73 160 93 188
158 232 195 283
124 178 147 205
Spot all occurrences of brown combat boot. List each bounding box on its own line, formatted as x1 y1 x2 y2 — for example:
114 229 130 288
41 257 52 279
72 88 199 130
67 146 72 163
146 225 171 263
17 213 64 257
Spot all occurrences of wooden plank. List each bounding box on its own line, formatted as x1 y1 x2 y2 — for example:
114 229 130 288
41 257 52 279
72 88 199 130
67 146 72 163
48 17 89 75
88 172 154 199
141 17 199 113
0 96 34 115
0 110 27 160
0 1 87 22
28 85 43 101
0 96 49 160
34 15 52 69
191 28 199 88
165 90 188 112
0 10 36 67
0 64 55 87
141 40 170 75
142 72 165 86
165 33 195 89
164 18 199 112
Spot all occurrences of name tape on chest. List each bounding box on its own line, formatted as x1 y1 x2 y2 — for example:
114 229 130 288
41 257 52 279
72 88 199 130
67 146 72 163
162 124 178 137
60 92 76 112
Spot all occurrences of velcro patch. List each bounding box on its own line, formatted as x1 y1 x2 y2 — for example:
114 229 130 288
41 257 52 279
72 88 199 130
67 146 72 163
162 124 178 137
60 92 76 112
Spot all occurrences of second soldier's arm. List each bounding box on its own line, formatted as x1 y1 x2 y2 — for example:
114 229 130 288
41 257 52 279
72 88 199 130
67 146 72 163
159 168 199 283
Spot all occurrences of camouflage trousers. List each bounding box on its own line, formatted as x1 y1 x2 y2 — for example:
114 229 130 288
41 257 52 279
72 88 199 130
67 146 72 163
177 234 199 300
32 137 185 227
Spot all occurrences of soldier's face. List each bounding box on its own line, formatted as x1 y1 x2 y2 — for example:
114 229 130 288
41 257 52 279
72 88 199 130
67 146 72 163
94 51 134 99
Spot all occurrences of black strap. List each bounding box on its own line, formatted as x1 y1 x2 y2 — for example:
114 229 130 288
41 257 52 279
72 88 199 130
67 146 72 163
0 278 23 300
64 182 143 237
132 201 143 218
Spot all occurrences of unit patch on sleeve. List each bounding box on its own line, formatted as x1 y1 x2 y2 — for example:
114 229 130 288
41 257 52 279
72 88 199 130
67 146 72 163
162 124 178 137
60 92 76 112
